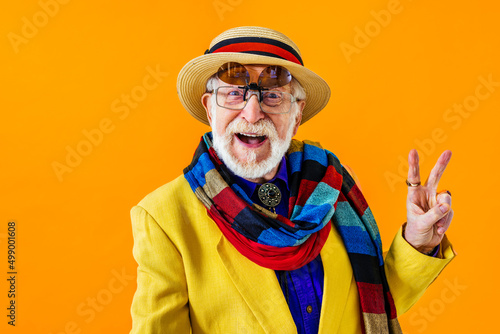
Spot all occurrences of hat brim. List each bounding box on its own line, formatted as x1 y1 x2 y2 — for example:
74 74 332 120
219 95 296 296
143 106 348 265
177 52 331 125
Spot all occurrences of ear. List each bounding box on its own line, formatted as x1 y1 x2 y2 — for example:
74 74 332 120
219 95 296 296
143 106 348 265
291 101 305 137
201 92 213 125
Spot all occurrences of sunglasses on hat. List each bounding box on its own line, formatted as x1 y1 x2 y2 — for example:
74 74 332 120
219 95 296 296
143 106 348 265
216 62 292 88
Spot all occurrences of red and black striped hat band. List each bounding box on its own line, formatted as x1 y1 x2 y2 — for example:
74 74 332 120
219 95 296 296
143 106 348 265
205 37 304 66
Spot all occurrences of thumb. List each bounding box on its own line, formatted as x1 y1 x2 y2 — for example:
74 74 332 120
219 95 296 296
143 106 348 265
422 203 450 227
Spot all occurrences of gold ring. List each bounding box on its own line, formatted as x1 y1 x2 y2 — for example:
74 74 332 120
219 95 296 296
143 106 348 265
406 179 421 187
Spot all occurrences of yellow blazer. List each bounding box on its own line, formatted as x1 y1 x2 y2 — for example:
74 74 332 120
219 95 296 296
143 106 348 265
129 175 455 334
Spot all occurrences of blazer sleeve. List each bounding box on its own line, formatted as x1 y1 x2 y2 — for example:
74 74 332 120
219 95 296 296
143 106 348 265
129 205 191 334
384 225 456 316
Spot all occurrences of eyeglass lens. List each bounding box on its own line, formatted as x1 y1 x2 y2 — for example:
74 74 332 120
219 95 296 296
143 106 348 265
216 87 293 114
216 62 249 85
216 62 292 88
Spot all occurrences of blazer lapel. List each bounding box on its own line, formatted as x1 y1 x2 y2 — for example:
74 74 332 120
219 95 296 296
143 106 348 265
216 235 297 334
318 227 354 334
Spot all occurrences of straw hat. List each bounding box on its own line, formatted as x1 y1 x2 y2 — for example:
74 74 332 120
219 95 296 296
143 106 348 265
176 26 331 125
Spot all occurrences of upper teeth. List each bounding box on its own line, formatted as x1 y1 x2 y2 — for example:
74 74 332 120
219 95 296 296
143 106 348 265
240 133 262 137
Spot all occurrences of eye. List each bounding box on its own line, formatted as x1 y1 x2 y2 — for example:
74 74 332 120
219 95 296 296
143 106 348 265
263 91 281 99
228 89 243 96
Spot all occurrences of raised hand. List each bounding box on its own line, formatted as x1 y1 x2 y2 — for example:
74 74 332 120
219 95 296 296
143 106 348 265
404 149 454 254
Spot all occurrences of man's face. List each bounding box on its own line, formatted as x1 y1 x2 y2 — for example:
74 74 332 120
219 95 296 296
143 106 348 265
202 64 305 181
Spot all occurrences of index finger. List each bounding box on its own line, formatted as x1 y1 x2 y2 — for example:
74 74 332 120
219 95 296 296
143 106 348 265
407 149 421 186
424 150 452 190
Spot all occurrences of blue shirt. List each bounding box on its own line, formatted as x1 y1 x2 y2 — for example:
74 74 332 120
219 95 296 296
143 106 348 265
231 157 324 334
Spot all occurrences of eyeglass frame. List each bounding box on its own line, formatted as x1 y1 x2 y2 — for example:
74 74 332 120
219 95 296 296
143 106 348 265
211 82 299 115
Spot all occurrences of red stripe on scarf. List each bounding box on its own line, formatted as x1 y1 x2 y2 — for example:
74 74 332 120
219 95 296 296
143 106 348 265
356 282 387 314
209 204 332 270
213 188 248 219
294 179 318 207
288 196 296 216
386 291 398 319
323 165 344 190
209 147 223 165
211 42 302 65
346 183 369 216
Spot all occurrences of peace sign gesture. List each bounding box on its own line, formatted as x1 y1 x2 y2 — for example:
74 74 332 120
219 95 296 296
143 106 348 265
404 149 454 254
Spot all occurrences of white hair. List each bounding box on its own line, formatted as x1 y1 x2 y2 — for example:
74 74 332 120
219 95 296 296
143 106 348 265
290 77 307 101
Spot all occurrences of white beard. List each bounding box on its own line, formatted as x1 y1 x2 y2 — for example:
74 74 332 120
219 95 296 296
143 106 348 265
211 101 297 180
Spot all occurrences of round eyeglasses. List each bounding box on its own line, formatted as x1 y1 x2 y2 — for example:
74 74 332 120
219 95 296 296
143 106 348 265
214 85 297 114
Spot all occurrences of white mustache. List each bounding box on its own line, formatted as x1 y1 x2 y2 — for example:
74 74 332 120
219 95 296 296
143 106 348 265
225 118 278 140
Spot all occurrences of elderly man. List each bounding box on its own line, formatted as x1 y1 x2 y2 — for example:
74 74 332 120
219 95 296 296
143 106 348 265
129 26 455 334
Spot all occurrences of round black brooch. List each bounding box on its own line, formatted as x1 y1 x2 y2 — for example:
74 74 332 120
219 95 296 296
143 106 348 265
258 183 281 209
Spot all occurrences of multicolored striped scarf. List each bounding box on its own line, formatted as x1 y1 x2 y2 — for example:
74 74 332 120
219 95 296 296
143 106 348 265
183 133 402 333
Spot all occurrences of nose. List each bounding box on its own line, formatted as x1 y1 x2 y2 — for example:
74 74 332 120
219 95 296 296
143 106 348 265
240 92 265 124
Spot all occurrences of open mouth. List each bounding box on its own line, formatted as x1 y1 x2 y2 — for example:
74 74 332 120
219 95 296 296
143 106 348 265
235 133 267 145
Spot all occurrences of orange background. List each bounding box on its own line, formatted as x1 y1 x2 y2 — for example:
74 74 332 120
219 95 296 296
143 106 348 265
1 0 498 333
